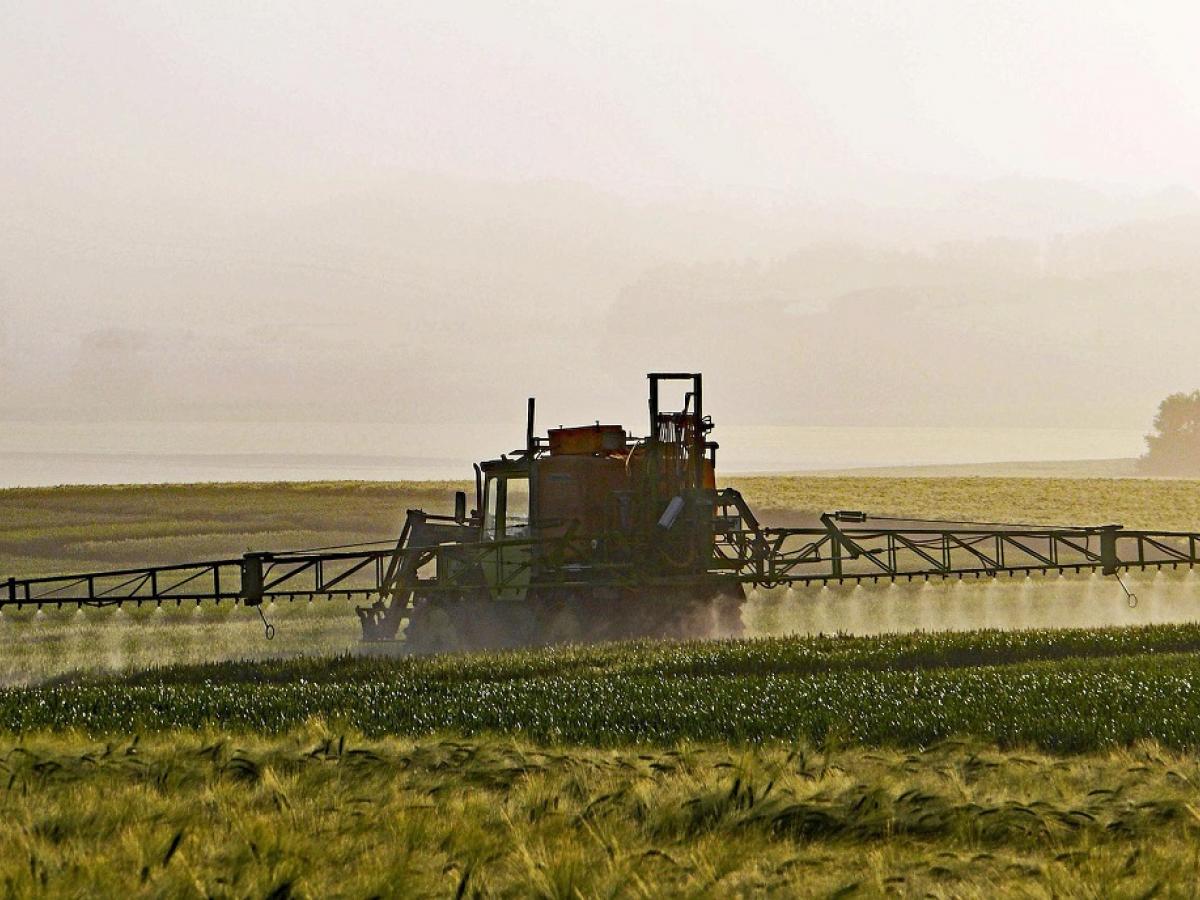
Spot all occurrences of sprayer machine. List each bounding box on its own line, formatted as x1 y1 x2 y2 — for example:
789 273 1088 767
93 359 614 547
5 373 1199 651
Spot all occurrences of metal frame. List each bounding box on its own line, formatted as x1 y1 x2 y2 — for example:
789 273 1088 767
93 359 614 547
714 522 1200 587
2 549 393 609
6 518 1198 612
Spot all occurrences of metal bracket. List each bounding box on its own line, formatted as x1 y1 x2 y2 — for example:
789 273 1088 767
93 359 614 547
255 604 276 640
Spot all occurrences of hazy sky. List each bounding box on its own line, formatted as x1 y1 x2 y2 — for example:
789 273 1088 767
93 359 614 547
3 1 1200 436
5 1 1200 197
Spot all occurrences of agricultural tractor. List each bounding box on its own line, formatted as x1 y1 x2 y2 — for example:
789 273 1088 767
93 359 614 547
6 373 1200 651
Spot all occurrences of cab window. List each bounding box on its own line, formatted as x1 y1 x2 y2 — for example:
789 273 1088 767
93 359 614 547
482 475 530 540
483 477 500 540
505 477 530 537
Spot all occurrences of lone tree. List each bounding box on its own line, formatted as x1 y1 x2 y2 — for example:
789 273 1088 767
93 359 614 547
1140 391 1200 476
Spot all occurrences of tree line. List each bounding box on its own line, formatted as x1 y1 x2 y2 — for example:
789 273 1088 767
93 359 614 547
1140 391 1200 476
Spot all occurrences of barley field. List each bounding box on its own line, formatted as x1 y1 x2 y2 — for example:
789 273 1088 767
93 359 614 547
4 729 1198 897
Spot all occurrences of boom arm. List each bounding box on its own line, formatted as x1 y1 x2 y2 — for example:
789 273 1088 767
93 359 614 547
2 548 394 610
5 509 1198 612
712 500 1200 587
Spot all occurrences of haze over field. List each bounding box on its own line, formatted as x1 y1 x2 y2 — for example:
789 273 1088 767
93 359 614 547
3 1 1200 434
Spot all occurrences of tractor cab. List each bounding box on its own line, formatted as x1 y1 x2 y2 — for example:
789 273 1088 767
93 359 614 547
478 457 531 541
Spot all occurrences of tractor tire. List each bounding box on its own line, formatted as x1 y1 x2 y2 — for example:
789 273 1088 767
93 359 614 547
402 598 468 654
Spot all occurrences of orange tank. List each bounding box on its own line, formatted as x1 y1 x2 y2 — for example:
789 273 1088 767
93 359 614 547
535 454 628 540
547 424 627 456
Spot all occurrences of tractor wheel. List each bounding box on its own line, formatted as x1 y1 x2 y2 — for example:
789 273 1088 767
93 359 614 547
402 584 746 653
402 599 467 654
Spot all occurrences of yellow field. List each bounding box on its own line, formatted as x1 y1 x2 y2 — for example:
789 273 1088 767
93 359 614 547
5 476 1199 581
734 475 1200 532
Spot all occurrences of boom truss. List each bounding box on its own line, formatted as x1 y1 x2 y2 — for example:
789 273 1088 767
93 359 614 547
5 505 1199 611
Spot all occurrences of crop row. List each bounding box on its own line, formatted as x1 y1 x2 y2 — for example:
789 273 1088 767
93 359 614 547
103 621 1200 688
9 651 1200 751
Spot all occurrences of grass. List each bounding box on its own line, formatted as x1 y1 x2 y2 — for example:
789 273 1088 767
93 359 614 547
4 728 1200 897
6 625 1200 752
99 621 1200 686
0 481 470 578
805 458 1140 478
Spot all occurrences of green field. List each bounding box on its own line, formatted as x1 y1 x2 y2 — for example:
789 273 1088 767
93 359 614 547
3 478 1200 896
11 624 1200 750
8 628 1200 895
733 474 1200 532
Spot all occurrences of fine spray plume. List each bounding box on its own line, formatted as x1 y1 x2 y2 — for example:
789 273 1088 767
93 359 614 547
740 567 1200 640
